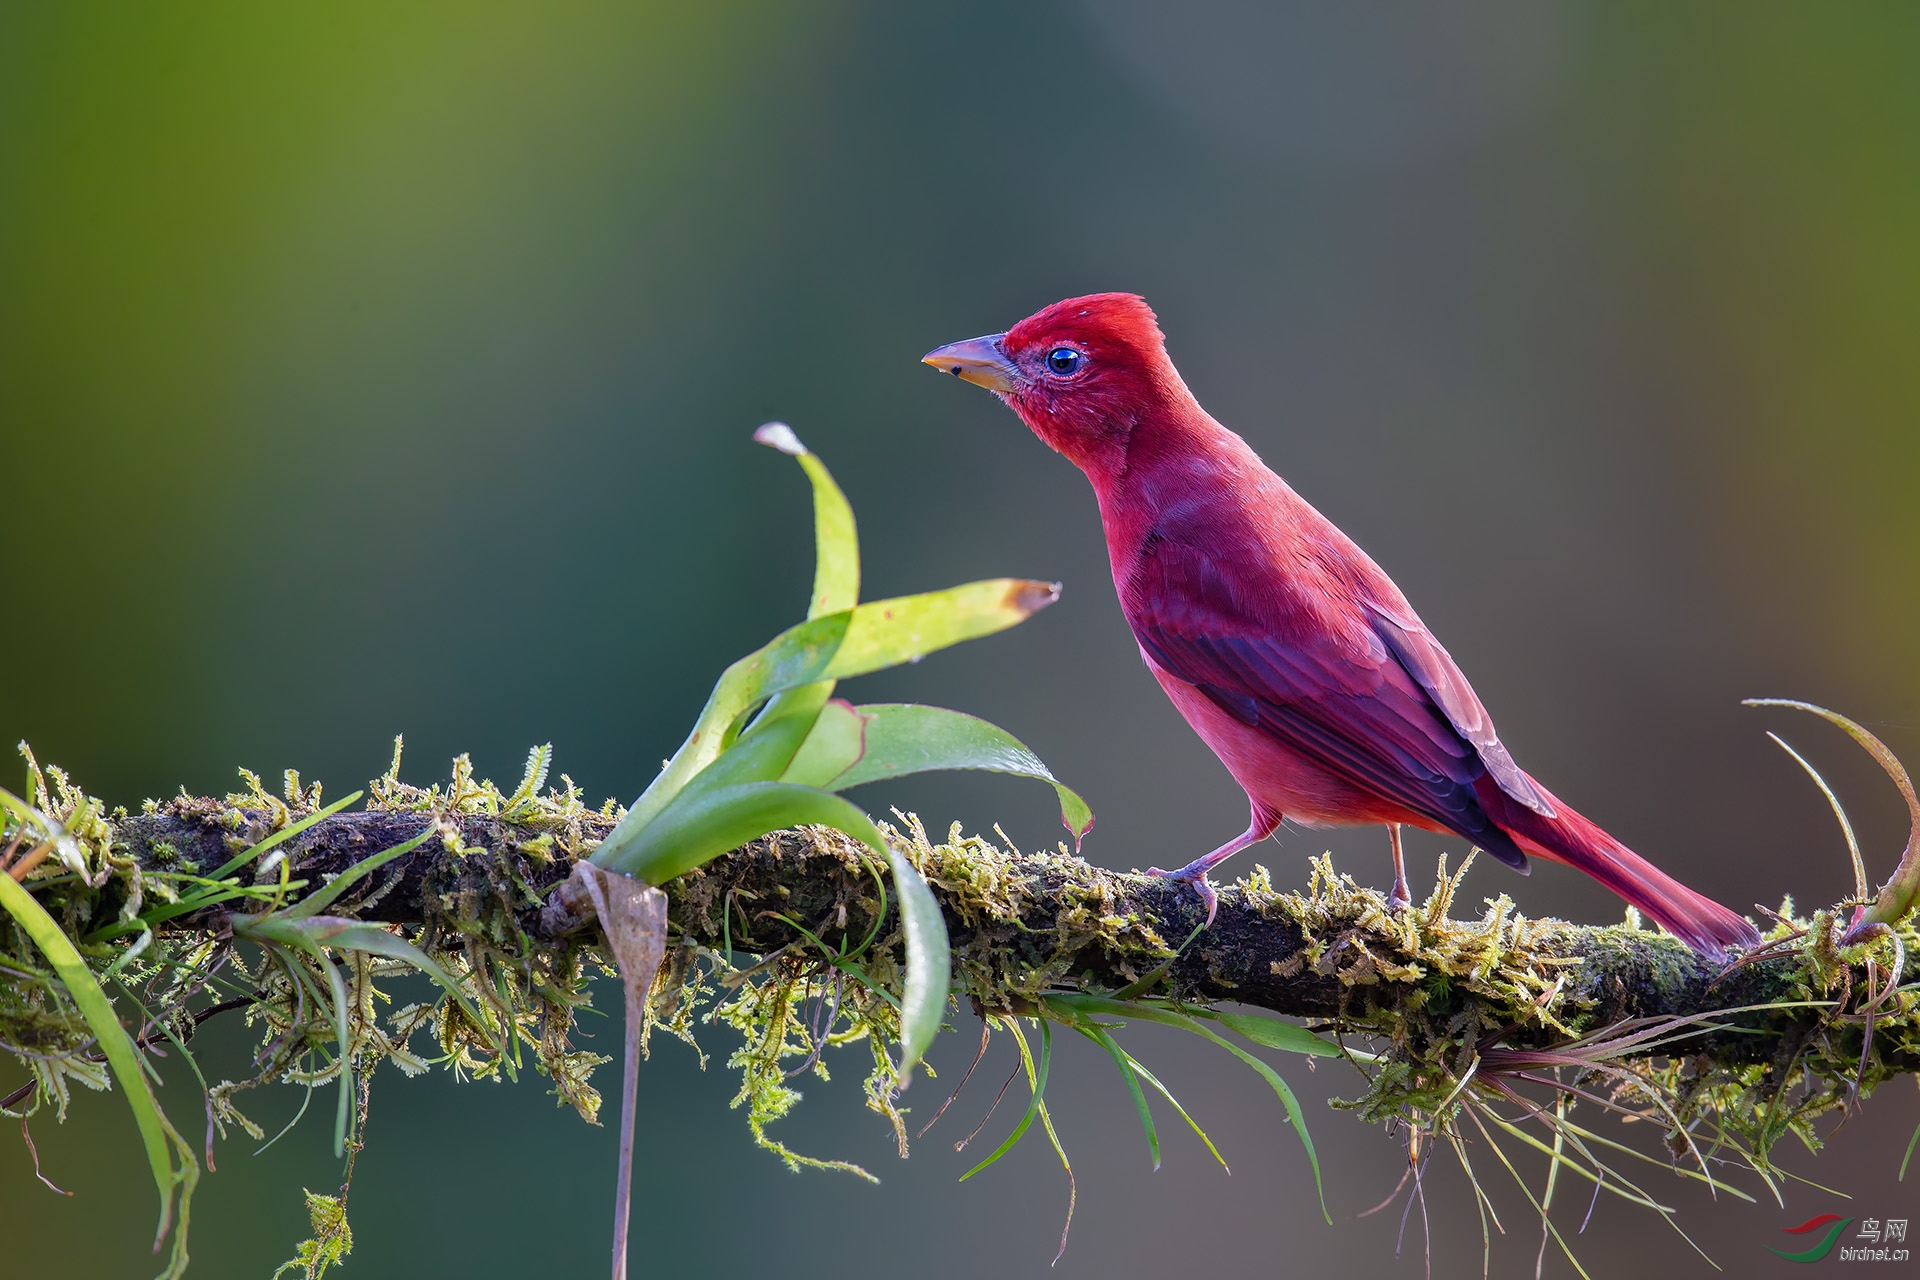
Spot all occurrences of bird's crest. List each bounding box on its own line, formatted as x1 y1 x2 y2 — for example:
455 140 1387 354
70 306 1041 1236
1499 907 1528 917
1005 292 1166 365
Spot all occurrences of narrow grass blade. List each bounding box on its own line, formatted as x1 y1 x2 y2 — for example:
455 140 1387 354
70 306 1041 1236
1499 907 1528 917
1123 1053 1229 1174
1037 1098 1076 1264
203 790 363 884
1076 1023 1159 1169
1745 698 1920 933
828 704 1094 847
284 823 437 920
265 916 488 1034
1464 1105 1595 1280
0 871 194 1253
269 933 355 1158
89 790 369 943
1055 995 1323 1213
1765 732 1867 901
960 1019 1052 1181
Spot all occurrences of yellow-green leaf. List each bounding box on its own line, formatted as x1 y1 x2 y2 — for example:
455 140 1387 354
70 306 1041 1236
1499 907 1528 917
609 578 1057 842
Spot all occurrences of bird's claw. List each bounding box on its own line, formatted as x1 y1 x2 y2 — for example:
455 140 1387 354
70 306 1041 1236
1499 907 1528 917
1146 863 1220 927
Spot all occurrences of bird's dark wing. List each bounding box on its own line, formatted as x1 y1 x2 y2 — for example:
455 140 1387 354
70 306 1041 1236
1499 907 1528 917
1363 601 1555 817
1127 539 1529 867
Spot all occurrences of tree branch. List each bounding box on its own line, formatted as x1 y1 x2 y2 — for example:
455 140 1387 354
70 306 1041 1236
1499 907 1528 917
105 803 1902 1074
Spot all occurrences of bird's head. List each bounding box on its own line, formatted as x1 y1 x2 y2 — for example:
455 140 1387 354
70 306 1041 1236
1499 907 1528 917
922 293 1186 476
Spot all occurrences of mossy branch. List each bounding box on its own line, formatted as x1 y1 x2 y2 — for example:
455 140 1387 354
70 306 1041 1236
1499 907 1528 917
99 799 1914 1077
10 757 1919 1278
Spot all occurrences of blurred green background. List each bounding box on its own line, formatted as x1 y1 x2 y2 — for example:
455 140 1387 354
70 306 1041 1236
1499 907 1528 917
4 3 1919 1276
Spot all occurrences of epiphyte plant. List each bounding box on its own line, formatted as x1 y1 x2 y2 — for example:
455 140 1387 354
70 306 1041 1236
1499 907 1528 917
573 422 1093 1279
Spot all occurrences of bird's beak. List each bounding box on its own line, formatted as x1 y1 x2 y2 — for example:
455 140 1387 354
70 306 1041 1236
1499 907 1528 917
921 333 1018 393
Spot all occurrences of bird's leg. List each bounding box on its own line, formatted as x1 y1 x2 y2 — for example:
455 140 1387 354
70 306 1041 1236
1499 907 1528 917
1147 804 1282 926
1386 823 1411 913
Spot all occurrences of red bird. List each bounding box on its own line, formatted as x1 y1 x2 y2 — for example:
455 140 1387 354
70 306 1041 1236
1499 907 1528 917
923 293 1759 958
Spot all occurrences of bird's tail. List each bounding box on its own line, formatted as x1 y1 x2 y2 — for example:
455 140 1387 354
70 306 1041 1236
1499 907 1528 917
1486 779 1760 959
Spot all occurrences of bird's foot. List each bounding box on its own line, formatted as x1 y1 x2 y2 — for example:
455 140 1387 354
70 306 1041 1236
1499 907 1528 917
1386 882 1412 914
1145 861 1220 927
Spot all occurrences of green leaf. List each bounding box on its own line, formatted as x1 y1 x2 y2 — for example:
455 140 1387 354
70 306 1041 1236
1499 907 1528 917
1209 1010 1344 1058
605 578 1059 849
885 836 950 1087
1120 1051 1228 1174
960 1017 1053 1181
204 790 365 884
1195 1028 1326 1219
827 703 1093 847
694 706 825 792
247 915 487 1033
753 423 859 618
597 779 890 884
89 789 369 942
749 426 860 742
1076 1023 1160 1170
1049 995 1327 1217
283 823 438 921
780 699 870 788
0 870 194 1253
589 773 951 1087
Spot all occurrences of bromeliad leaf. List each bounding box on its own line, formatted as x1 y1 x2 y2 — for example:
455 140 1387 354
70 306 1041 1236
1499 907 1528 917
827 704 1094 847
599 577 1059 852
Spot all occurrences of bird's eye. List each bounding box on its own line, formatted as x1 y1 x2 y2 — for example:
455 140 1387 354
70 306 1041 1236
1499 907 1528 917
1045 346 1083 376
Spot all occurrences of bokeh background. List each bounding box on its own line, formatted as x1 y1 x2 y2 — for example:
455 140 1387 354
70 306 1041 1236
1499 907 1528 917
5 3 1919 1276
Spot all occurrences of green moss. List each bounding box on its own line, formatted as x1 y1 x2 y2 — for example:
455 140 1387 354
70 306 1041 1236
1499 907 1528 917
5 740 1919 1266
